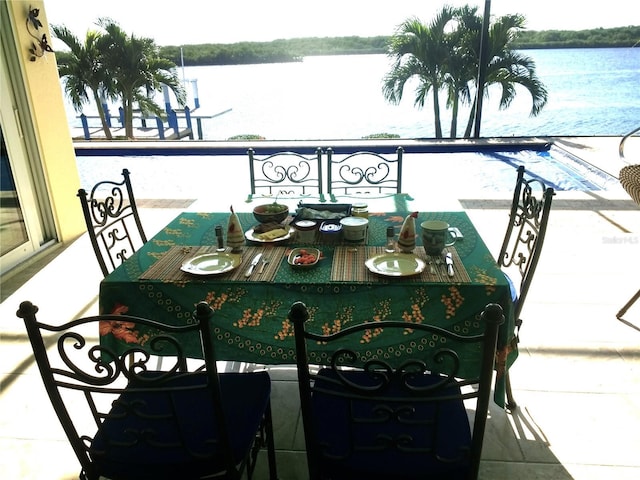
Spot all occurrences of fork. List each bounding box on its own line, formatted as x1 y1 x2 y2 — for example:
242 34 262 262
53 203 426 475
259 257 270 274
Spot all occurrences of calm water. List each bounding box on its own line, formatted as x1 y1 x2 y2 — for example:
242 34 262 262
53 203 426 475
65 48 640 140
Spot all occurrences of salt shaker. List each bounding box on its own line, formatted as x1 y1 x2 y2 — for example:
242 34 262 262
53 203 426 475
385 226 396 253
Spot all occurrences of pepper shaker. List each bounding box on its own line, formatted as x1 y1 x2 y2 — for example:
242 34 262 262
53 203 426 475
215 225 225 251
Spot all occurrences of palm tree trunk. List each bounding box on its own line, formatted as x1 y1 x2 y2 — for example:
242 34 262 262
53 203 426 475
432 79 443 138
124 95 134 139
464 97 477 138
450 91 460 139
92 91 113 140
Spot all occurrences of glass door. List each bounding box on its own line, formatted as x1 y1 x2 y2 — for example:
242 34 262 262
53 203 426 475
0 129 29 255
0 32 52 273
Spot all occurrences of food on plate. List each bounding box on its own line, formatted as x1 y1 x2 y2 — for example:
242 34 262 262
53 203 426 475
255 228 289 240
253 222 284 234
293 249 317 265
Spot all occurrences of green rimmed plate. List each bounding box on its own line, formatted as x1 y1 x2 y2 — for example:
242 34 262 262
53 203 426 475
365 253 426 277
180 253 242 276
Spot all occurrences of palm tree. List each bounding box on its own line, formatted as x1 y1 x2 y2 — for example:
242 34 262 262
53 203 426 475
383 5 548 139
441 5 483 138
52 25 115 139
462 14 548 137
98 19 186 139
383 8 457 138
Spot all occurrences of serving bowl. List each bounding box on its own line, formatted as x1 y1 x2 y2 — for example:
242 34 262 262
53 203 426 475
287 248 321 268
253 203 289 224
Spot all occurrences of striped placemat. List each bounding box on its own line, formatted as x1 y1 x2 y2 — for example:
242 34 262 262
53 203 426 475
331 246 470 283
140 246 286 282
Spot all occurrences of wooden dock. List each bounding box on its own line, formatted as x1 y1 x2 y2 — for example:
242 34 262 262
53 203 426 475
72 107 232 141
71 126 193 141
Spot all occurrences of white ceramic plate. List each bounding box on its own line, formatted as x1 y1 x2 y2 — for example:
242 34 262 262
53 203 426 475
365 253 426 277
245 225 294 243
180 253 241 276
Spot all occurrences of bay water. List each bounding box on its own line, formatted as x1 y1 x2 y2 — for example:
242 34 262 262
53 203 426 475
65 48 640 140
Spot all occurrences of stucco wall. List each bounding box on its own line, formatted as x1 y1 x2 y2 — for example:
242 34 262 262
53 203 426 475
6 0 85 242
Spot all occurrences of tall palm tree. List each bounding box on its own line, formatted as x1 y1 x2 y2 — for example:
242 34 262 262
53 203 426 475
52 25 115 139
383 8 457 138
98 19 186 139
383 6 548 139
462 14 548 137
441 5 482 138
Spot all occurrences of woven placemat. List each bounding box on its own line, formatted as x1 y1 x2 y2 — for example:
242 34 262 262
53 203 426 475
140 246 286 282
331 246 470 283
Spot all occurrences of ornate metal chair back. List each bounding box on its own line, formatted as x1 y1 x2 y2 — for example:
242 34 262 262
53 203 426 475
247 147 324 198
17 300 278 480
326 146 403 195
77 168 147 277
289 301 504 480
498 165 554 322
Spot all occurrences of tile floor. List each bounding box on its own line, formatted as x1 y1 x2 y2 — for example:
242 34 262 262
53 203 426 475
1 137 639 479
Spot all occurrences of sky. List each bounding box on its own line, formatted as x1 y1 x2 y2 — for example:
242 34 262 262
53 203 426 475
42 0 638 49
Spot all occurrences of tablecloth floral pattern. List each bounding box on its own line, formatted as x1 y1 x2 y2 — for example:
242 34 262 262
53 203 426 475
99 209 516 406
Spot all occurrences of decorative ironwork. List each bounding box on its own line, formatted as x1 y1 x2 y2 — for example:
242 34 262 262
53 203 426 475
77 169 147 277
497 166 554 411
26 6 53 62
290 301 504 479
327 147 403 195
17 301 279 480
326 348 462 396
248 148 324 197
498 167 554 317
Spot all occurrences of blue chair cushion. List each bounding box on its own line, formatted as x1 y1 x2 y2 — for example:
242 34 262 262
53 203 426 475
505 272 518 303
309 368 471 480
91 371 270 480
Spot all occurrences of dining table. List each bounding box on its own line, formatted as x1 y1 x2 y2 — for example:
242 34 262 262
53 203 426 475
99 198 517 407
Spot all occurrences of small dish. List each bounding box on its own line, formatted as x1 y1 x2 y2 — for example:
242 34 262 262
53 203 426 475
180 253 242 276
288 248 321 268
365 253 426 277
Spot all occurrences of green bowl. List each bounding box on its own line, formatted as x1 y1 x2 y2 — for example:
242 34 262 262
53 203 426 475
253 204 289 223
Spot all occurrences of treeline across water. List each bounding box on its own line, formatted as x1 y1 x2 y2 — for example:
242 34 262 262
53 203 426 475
160 26 640 66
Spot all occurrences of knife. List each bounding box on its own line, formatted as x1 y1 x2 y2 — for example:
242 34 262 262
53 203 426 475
245 253 263 277
445 252 455 277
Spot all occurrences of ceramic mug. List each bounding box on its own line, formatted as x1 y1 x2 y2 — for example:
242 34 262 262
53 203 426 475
421 220 458 255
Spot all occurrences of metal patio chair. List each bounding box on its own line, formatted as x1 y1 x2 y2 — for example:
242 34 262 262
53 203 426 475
77 168 147 277
17 300 278 480
289 301 504 480
326 147 403 196
498 165 554 409
247 147 324 200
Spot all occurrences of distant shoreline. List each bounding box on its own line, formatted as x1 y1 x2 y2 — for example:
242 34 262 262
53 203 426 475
157 26 640 67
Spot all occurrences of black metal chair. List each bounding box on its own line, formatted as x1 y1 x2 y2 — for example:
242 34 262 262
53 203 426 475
498 165 554 409
77 168 147 277
326 147 403 196
247 147 324 200
17 300 278 480
289 301 504 480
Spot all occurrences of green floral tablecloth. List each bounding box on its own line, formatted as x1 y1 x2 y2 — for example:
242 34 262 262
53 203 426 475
100 209 516 406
